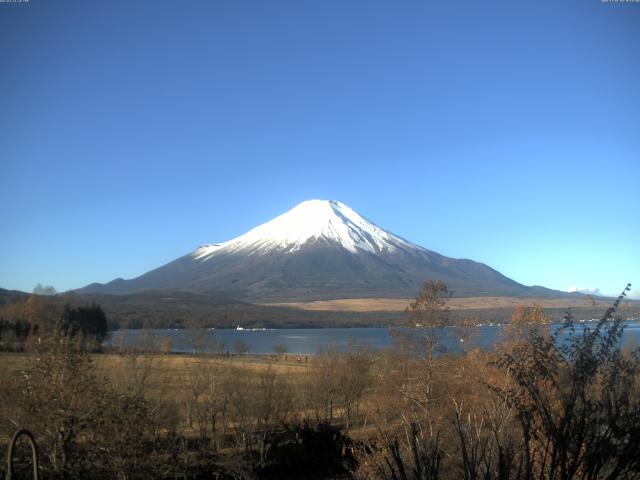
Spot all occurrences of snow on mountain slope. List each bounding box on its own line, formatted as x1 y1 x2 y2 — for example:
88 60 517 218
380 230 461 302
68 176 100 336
77 199 571 301
192 199 418 259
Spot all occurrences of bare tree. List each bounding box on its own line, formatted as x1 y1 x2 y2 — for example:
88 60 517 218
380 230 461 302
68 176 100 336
15 332 103 477
273 343 288 357
305 346 341 423
233 339 250 356
253 366 292 467
393 280 450 417
32 283 57 296
181 357 232 451
337 344 373 431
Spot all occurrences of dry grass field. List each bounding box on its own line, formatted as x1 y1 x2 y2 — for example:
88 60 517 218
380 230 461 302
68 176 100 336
0 351 312 413
0 349 310 386
264 295 606 312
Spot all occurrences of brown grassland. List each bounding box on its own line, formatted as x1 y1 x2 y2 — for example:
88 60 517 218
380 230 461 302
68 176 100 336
263 296 623 312
1 283 639 479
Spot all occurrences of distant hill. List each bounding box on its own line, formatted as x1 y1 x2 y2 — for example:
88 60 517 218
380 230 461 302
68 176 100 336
56 290 404 329
3 288 638 330
0 287 29 306
77 200 576 302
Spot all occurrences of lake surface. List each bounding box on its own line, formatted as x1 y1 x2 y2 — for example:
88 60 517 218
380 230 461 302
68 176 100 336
105 321 640 355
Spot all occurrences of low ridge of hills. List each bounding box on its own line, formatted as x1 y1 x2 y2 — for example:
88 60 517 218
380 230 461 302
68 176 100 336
4 287 636 330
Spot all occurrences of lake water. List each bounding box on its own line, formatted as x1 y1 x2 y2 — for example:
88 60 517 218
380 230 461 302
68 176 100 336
105 321 640 355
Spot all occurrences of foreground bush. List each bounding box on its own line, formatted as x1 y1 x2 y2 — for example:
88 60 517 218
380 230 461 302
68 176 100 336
360 284 640 480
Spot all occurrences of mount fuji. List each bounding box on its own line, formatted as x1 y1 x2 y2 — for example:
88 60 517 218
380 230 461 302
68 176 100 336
78 200 561 301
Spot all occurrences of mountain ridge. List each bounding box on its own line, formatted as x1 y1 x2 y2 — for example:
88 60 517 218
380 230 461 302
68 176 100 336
77 200 573 301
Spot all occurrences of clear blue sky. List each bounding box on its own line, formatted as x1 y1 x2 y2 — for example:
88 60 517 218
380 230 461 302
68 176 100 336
1 0 638 298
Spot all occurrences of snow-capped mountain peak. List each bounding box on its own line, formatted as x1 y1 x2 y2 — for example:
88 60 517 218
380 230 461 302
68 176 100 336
192 199 415 260
78 199 545 301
